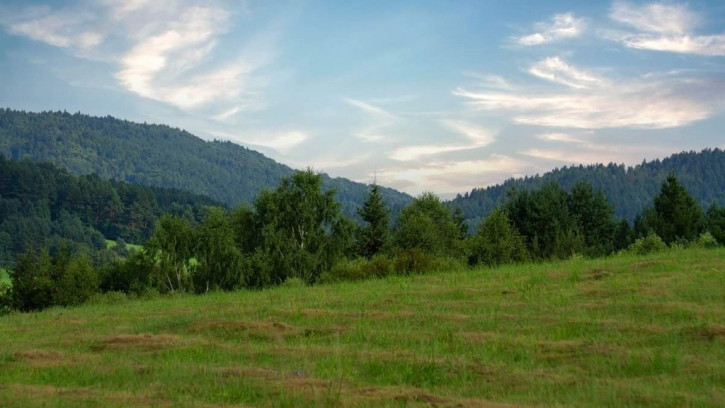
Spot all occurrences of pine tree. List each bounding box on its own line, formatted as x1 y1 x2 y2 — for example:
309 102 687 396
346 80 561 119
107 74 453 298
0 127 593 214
357 184 390 258
652 173 703 243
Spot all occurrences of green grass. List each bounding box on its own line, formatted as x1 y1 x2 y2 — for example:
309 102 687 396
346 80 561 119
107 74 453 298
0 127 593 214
1 247 724 407
105 239 143 252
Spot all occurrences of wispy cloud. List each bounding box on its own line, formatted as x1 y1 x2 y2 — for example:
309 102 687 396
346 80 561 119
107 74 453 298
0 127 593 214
389 120 495 162
1 1 271 116
536 132 586 144
455 57 715 129
528 57 604 89
373 154 533 195
515 13 586 46
606 2 725 56
344 98 396 119
209 129 308 154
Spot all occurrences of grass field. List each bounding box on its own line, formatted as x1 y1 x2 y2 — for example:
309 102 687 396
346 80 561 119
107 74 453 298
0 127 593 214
1 247 724 407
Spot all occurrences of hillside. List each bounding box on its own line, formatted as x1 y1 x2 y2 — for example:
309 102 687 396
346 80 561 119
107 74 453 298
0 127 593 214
450 148 725 227
0 156 222 261
1 247 723 407
0 109 412 219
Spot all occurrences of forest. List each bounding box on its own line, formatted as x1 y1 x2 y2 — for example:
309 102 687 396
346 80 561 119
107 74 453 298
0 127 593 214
0 155 222 265
2 163 723 314
449 148 725 226
0 109 412 221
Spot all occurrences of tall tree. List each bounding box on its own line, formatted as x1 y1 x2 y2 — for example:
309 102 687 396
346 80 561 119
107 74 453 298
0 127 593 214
255 169 352 284
357 184 390 258
652 173 703 243
193 207 244 292
145 215 194 292
707 204 725 245
568 181 616 256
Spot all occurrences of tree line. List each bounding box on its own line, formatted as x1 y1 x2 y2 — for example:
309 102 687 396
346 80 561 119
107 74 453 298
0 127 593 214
3 168 723 313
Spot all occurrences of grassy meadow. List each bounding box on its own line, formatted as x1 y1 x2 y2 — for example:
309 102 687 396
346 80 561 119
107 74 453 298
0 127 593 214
1 247 724 407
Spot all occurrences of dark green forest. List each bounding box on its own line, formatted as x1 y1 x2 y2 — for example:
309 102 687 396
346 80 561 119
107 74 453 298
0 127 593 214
0 156 222 263
449 148 725 228
0 109 412 220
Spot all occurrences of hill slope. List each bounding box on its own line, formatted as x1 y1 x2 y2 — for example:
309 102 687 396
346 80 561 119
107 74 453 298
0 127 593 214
450 148 725 226
0 156 223 261
0 109 412 219
1 247 723 406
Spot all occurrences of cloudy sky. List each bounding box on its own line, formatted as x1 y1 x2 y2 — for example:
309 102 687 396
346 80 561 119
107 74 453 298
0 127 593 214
1 1 724 197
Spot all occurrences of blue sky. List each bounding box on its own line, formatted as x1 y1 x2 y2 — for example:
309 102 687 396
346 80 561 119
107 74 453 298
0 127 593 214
1 1 724 197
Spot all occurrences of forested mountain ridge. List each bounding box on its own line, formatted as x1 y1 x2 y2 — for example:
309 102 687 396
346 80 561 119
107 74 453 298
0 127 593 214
0 109 412 219
0 155 222 262
449 148 725 227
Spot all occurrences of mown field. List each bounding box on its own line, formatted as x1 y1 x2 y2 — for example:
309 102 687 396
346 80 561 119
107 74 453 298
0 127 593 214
1 247 724 407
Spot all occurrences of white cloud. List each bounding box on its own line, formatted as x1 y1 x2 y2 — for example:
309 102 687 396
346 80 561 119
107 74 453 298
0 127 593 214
1 1 271 113
455 58 714 129
373 155 533 195
521 142 674 166
607 2 725 56
344 98 396 119
536 133 586 144
528 57 604 89
516 13 586 46
441 120 495 146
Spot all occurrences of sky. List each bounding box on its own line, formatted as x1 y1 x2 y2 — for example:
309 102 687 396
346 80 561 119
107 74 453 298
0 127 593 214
1 1 724 198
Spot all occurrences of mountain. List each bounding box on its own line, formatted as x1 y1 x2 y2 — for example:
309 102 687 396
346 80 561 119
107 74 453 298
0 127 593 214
0 109 412 220
449 148 725 228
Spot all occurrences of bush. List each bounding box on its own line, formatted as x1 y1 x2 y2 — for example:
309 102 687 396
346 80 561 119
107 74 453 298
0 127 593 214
695 232 719 248
54 256 99 307
628 233 668 255
394 248 437 275
0 282 12 315
320 255 396 284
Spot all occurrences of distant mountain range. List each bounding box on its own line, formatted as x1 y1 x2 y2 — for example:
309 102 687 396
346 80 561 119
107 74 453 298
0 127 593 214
449 148 725 227
0 109 412 220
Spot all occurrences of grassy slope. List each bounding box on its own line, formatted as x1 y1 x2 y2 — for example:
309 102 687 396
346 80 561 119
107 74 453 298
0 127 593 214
1 248 724 407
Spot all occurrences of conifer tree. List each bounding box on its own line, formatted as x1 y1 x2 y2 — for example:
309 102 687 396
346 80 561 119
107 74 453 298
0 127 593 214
652 173 703 243
357 184 390 257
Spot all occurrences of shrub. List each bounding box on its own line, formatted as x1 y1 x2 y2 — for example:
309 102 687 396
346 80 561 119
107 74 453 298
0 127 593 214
394 248 436 275
54 256 99 307
628 233 668 255
0 282 11 315
320 255 396 284
695 232 719 248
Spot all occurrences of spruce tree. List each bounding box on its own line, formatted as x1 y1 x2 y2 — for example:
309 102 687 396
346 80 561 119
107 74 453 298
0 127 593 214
357 184 390 258
652 173 703 244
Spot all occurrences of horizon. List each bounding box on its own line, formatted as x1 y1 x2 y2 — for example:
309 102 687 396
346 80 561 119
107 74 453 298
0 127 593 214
1 1 724 196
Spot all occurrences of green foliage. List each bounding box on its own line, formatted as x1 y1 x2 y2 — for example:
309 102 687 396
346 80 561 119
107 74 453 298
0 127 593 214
706 203 725 245
254 169 353 284
145 215 195 292
10 245 100 311
467 208 528 267
628 233 668 255
394 248 438 275
505 183 581 260
54 256 98 307
395 192 463 258
99 251 154 295
357 184 390 257
449 148 725 225
192 207 244 293
651 173 704 244
694 232 719 249
10 247 54 311
0 281 11 315
568 181 617 256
